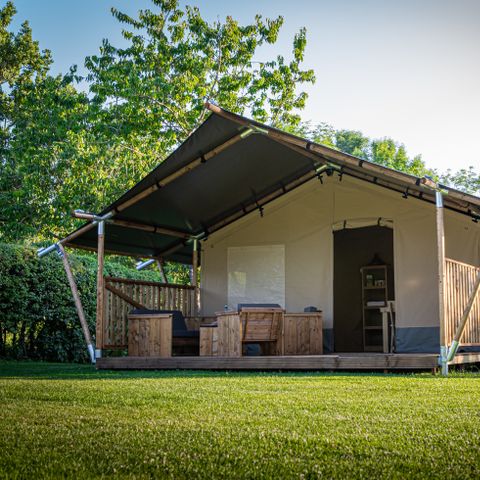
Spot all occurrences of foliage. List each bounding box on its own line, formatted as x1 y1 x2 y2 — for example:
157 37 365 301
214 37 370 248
1 363 480 478
440 166 480 196
0 0 314 242
293 122 480 195
293 121 436 179
0 243 167 362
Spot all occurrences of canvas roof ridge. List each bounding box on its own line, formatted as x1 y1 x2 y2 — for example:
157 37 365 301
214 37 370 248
204 102 480 209
49 101 479 262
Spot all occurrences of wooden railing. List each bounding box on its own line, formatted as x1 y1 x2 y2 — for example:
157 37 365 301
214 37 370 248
102 276 196 349
445 258 480 346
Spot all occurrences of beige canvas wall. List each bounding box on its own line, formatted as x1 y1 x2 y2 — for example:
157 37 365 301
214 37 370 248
200 175 480 333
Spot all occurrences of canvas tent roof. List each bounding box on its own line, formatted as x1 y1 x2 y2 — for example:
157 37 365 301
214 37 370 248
65 103 480 263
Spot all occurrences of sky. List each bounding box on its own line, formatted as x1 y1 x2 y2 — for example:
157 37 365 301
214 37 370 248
10 0 480 173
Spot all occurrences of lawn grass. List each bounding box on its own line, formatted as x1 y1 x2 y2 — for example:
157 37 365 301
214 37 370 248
0 362 480 479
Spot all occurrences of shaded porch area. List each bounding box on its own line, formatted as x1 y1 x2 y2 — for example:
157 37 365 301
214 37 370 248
94 267 480 371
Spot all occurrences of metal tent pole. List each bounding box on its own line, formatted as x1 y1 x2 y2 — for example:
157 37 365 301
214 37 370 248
95 220 105 360
436 191 448 375
56 244 95 364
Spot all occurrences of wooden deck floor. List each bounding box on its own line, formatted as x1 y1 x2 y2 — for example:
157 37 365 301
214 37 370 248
96 352 480 371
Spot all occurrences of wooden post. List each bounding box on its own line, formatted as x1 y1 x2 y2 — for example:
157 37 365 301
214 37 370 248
95 220 105 359
192 239 198 288
156 258 168 283
436 191 448 375
192 239 199 314
57 244 95 364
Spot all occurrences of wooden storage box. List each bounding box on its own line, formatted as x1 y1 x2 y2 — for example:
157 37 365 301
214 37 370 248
128 313 172 357
199 325 218 356
283 313 323 355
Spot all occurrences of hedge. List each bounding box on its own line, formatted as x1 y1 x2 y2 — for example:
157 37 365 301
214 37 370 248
0 243 171 363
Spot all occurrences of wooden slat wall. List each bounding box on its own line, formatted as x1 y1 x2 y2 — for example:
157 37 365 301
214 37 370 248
445 258 480 346
103 277 196 349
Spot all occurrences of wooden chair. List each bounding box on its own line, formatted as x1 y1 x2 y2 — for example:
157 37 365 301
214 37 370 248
239 307 284 355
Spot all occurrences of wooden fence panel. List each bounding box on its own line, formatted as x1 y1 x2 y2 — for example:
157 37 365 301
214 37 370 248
102 276 196 349
445 258 480 346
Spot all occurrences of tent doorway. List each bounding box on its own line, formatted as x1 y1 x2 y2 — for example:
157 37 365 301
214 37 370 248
333 225 395 352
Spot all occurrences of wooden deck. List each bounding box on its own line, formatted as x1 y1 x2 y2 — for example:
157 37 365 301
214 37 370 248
96 352 480 371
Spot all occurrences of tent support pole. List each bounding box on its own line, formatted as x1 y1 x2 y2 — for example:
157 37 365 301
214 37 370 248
95 220 105 360
156 259 168 283
447 271 480 362
436 191 448 375
192 239 199 314
57 244 95 364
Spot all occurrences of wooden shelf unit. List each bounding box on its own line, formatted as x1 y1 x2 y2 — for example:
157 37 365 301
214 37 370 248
361 265 388 352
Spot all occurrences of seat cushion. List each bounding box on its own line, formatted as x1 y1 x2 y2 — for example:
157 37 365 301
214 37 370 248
130 308 188 332
237 303 282 311
173 329 199 338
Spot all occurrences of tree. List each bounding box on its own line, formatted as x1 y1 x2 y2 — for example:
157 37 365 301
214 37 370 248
81 0 316 207
0 1 51 161
291 119 437 179
334 129 370 159
0 0 315 242
1 73 92 241
440 167 480 196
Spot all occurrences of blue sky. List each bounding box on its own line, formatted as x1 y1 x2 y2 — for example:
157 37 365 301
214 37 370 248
10 0 480 173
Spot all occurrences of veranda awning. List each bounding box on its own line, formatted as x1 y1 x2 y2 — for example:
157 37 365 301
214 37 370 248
63 103 480 263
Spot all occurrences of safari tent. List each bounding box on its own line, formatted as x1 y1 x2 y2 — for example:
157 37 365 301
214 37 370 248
38 103 480 373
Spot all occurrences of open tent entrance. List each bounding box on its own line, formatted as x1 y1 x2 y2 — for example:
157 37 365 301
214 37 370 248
333 223 395 352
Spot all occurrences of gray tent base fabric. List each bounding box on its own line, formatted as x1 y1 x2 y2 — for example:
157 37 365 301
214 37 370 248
325 326 480 354
395 327 439 353
323 329 334 354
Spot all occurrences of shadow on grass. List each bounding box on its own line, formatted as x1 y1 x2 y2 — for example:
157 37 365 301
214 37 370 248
2 360 478 380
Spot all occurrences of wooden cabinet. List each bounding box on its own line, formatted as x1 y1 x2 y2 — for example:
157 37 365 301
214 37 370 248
283 313 323 355
199 326 218 356
216 312 242 357
128 313 172 357
361 265 388 352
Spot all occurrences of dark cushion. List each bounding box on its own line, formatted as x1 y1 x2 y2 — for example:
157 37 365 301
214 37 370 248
237 303 282 311
173 329 199 338
130 308 188 332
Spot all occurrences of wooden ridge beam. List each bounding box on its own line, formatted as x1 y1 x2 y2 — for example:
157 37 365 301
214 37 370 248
54 126 253 256
206 170 318 236
63 243 156 259
205 102 480 215
115 128 254 213
71 211 192 239
110 218 192 239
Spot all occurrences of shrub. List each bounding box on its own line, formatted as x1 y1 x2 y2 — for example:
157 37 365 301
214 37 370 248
0 243 165 362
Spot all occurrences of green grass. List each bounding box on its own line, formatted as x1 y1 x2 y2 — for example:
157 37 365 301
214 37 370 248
1 362 480 479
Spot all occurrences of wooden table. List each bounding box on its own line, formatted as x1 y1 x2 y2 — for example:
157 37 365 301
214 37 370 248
200 311 323 357
128 313 172 357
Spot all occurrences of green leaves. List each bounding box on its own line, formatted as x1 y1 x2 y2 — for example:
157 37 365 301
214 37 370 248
1 0 315 243
0 242 172 362
440 166 480 195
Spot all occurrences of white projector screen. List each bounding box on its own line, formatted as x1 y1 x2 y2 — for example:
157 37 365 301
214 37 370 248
227 245 285 309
